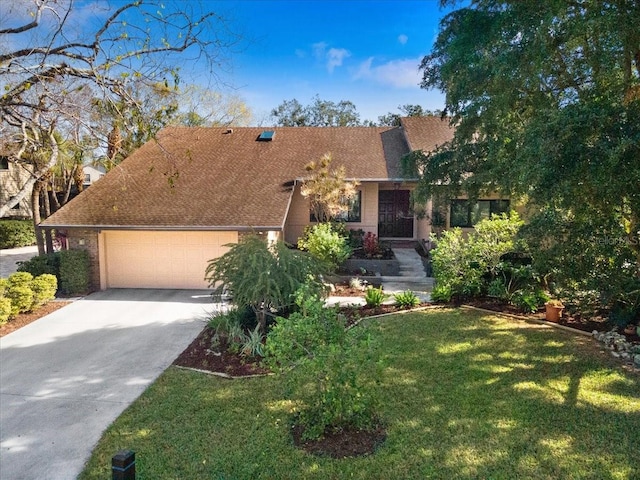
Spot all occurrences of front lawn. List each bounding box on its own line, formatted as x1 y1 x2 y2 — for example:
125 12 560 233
80 309 640 479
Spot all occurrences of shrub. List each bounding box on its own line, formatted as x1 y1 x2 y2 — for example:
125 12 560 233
364 286 387 307
0 220 36 248
31 274 58 307
265 295 381 440
6 285 34 316
240 324 265 358
0 278 7 297
17 253 60 278
394 290 420 309
431 284 453 303
431 212 525 301
206 235 326 332
8 271 34 288
347 228 365 249
0 298 11 325
297 222 351 270
58 250 90 294
363 232 380 256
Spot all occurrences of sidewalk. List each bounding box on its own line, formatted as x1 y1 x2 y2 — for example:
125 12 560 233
0 245 39 278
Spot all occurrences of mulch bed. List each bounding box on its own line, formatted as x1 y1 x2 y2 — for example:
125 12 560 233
291 422 387 458
0 301 72 338
172 327 269 377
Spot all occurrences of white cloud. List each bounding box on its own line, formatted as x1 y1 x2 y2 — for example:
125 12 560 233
353 57 422 88
312 42 351 73
398 34 408 45
326 48 351 73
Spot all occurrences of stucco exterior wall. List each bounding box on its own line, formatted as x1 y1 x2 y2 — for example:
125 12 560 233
284 182 379 244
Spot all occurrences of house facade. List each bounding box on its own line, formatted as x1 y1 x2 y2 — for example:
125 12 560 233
0 154 33 219
42 117 495 291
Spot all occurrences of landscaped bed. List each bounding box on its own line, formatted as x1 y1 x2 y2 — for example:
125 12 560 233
79 308 639 479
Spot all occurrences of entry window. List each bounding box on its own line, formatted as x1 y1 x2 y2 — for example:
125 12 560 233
450 199 510 227
310 191 361 223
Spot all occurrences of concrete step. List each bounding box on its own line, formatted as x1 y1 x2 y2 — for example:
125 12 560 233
380 275 434 283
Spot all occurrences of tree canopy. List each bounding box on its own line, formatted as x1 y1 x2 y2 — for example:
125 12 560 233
411 0 640 309
0 0 239 218
270 95 361 127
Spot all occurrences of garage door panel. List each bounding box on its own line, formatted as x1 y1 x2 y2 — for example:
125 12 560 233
104 231 238 289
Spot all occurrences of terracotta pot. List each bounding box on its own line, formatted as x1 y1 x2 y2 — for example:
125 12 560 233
545 304 564 322
624 325 636 335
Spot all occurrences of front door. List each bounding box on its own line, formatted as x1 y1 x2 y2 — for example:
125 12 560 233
378 190 414 238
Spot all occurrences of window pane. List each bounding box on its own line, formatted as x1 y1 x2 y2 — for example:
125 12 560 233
450 200 470 227
336 191 361 222
471 200 491 224
490 200 510 216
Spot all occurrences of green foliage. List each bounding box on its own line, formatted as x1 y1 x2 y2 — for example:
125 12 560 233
0 298 11 325
431 284 453 303
394 290 420 309
417 0 640 319
297 222 351 270
240 324 265 358
7 271 34 288
364 286 387 308
205 235 326 331
17 253 60 277
0 278 7 297
31 274 58 308
265 295 381 440
58 250 91 295
6 286 34 316
432 213 525 301
271 95 361 127
0 220 36 248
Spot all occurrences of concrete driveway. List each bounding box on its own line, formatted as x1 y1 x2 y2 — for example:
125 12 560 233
0 289 221 480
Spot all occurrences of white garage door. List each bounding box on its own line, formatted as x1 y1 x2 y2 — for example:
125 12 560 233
104 230 237 289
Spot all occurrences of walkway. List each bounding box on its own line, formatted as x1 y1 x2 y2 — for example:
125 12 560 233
0 245 39 278
327 247 434 306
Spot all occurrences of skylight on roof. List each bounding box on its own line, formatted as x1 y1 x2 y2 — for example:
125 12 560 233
258 130 275 141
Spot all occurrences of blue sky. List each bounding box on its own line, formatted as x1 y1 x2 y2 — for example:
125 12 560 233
3 0 453 126
209 0 453 124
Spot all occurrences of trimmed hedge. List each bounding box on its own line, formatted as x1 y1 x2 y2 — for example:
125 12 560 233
0 272 59 323
0 220 36 248
18 250 90 295
31 274 57 307
59 250 90 295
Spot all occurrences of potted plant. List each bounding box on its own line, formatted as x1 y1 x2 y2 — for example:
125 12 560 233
545 299 564 322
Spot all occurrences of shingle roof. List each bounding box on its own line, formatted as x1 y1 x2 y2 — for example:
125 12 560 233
42 118 451 229
43 126 396 229
400 116 455 153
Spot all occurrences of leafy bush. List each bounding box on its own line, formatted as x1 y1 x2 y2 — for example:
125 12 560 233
431 212 525 301
58 250 90 294
8 271 33 288
0 278 7 297
347 228 365 249
364 286 387 307
431 284 453 303
363 232 380 256
297 222 351 270
0 220 36 248
394 290 420 309
206 235 326 332
31 274 58 307
6 286 34 316
0 298 11 325
265 294 381 440
17 253 60 278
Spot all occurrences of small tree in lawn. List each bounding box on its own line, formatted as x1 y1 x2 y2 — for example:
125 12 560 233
205 235 326 333
301 153 359 223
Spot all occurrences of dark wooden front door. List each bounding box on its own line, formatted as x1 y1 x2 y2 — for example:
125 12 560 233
378 190 414 238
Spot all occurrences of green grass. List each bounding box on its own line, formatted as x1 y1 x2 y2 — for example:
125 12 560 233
80 308 640 479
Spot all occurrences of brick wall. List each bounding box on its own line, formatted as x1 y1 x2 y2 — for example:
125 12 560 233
65 229 100 291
